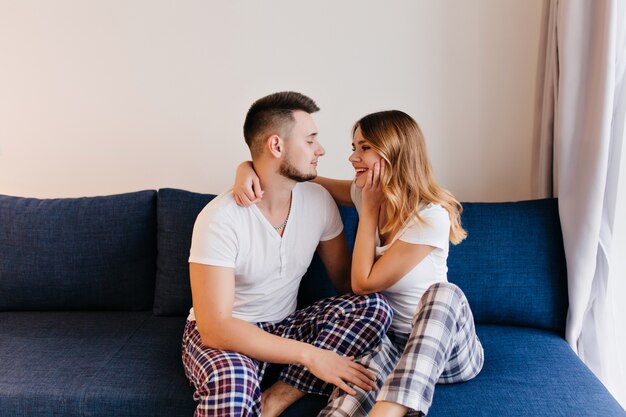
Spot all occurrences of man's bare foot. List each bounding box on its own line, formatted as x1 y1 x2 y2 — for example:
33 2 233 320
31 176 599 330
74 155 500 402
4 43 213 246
261 381 305 417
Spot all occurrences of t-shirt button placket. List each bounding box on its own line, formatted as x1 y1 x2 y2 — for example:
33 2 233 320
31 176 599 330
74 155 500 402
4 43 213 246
280 240 288 278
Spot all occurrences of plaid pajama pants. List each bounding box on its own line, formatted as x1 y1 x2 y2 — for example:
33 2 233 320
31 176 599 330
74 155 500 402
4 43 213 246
319 282 484 417
181 293 392 417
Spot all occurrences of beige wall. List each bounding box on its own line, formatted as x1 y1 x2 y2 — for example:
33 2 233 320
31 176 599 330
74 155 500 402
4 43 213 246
0 0 545 201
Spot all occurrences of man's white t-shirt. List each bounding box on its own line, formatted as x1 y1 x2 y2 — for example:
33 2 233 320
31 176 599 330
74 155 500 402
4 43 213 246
188 182 343 324
351 183 450 334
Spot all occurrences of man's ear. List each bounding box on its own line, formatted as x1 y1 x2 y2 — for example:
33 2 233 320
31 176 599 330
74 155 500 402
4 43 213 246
267 134 283 158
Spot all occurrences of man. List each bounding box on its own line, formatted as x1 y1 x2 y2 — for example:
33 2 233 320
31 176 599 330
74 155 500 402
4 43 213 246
182 91 392 417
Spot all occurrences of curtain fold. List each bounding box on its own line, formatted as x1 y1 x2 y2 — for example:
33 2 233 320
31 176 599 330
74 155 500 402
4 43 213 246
532 0 558 198
532 0 626 407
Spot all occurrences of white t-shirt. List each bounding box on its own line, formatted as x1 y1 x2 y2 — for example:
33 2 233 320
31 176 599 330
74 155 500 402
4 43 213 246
351 183 450 334
188 182 343 324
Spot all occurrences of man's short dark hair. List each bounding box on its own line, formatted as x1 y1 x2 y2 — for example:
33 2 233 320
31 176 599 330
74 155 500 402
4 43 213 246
243 91 319 157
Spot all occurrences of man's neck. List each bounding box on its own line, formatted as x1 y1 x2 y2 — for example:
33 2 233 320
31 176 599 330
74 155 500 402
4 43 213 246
252 161 295 214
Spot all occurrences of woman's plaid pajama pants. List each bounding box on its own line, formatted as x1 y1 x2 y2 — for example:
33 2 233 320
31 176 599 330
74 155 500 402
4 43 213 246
319 282 484 417
181 293 392 417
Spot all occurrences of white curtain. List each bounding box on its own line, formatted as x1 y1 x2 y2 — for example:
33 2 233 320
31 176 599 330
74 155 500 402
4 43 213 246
533 0 626 407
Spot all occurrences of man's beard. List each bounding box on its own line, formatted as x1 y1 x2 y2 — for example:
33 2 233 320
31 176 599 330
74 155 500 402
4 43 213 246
279 156 316 182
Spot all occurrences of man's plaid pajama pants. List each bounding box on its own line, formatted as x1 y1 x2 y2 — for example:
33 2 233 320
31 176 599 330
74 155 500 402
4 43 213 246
181 293 392 417
319 282 484 417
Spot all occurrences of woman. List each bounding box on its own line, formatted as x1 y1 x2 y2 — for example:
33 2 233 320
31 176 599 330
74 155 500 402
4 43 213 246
234 110 484 417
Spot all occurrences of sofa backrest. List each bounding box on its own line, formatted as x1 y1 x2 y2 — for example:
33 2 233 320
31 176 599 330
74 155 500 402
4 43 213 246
0 191 157 311
154 190 568 334
154 188 215 316
299 199 568 334
448 199 568 334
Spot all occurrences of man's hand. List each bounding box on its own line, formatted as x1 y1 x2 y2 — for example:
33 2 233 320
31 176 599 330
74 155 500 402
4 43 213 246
233 161 264 207
303 347 378 395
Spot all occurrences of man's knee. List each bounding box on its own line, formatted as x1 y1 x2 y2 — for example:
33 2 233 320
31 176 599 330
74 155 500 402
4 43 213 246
196 352 260 399
323 292 393 349
219 358 258 390
351 292 393 333
333 292 392 318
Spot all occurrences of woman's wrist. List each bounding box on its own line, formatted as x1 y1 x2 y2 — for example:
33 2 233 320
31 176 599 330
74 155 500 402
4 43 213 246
361 206 380 222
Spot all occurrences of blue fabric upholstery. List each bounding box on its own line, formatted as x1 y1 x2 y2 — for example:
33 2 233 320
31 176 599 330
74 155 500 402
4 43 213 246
280 325 626 416
1 191 622 417
300 199 569 335
0 191 157 311
448 200 568 333
80 316 195 417
0 312 195 417
429 325 625 416
154 188 215 316
2 312 622 417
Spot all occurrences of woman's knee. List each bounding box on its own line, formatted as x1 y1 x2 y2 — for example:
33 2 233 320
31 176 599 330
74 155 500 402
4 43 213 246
412 282 469 325
423 282 465 304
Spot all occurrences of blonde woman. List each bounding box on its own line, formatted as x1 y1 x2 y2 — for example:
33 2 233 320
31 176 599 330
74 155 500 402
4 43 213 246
234 110 484 417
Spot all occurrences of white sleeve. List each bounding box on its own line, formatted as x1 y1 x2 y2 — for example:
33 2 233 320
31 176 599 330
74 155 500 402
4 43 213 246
399 204 450 250
188 207 238 268
320 188 344 241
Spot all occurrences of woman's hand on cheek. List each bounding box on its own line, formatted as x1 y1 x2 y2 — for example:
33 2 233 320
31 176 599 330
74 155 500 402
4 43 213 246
361 159 385 214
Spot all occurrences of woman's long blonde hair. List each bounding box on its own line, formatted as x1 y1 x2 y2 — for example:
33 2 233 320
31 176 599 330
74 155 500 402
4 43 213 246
354 110 467 244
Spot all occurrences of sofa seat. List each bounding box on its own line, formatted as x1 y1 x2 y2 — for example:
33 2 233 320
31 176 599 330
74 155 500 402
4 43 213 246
0 312 195 417
284 325 626 416
1 192 623 416
3 316 625 417
429 325 624 416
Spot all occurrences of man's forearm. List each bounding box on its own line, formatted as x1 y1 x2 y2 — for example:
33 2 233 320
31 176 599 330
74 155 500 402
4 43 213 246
198 316 316 366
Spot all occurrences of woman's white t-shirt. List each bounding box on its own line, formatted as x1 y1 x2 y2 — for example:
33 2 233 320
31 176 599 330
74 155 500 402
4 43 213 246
351 183 450 334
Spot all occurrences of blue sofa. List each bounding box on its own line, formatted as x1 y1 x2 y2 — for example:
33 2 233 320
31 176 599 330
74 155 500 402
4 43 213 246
0 188 623 417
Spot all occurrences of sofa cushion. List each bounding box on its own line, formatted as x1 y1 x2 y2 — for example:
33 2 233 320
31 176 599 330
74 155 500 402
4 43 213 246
0 312 195 417
281 325 624 416
303 199 568 333
2 315 621 417
154 188 216 316
80 315 196 417
154 191 569 334
428 325 625 416
0 191 157 311
447 199 568 333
